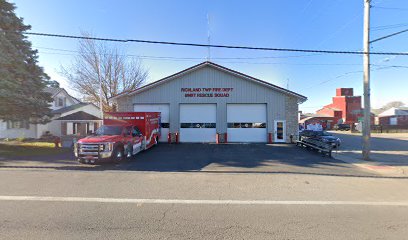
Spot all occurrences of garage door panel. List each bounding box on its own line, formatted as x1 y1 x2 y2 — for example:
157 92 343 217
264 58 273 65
179 129 216 143
180 104 216 143
180 104 216 123
134 104 169 142
228 128 266 142
227 104 266 122
134 104 169 122
227 104 267 143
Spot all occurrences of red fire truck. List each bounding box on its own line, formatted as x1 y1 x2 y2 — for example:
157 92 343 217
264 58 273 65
74 112 161 164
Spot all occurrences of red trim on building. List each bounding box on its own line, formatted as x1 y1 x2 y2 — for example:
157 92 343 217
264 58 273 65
268 133 273 144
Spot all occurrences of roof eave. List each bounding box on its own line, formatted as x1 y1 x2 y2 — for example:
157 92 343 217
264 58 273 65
111 61 308 102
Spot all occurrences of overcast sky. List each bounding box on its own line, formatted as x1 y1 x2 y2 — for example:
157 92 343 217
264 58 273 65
11 0 408 112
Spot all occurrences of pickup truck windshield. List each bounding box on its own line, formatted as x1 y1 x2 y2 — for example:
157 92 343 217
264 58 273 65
315 131 332 136
95 126 123 136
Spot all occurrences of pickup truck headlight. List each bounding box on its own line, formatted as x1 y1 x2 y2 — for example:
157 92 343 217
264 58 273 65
104 142 114 152
74 143 79 157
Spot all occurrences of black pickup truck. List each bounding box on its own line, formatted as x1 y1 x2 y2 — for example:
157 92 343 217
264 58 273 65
299 130 341 148
333 124 351 131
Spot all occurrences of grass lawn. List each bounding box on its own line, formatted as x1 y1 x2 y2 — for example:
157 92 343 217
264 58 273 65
0 141 70 158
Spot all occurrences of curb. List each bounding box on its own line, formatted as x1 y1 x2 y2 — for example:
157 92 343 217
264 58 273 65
333 152 406 177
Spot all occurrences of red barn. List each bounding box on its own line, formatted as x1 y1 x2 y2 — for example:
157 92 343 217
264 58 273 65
316 88 363 125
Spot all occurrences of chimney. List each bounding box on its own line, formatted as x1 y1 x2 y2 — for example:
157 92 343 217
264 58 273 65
336 88 354 96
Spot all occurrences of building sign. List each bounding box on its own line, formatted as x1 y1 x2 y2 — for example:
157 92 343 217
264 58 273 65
181 88 234 98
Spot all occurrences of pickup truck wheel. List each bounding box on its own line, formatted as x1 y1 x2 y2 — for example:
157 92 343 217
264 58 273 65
112 147 124 163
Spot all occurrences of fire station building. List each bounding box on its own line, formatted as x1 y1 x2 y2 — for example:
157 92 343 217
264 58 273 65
111 62 307 143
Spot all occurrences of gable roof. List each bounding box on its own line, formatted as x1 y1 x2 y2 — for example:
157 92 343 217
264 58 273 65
44 87 63 96
111 61 307 102
56 111 101 121
44 87 81 104
379 107 408 117
52 103 89 114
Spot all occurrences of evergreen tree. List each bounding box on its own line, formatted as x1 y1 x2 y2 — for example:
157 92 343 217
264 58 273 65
47 80 60 88
0 0 52 123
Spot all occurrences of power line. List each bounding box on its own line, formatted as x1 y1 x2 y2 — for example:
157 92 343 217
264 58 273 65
370 28 408 43
372 23 408 31
33 47 408 67
373 6 408 11
314 12 362 48
35 49 370 66
24 31 408 56
304 64 408 90
32 46 325 60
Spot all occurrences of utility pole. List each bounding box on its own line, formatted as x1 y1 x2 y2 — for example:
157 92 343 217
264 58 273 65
99 76 104 120
362 0 371 160
207 13 211 61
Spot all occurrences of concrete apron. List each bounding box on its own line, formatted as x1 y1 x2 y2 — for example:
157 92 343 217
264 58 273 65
333 150 408 177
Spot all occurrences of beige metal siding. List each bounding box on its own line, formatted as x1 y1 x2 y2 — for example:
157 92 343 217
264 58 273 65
126 65 287 134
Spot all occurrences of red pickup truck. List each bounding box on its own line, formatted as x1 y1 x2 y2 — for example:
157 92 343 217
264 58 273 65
74 112 161 164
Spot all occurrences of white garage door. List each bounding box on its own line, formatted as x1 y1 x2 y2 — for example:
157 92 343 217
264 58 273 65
134 104 169 142
227 104 267 142
180 104 216 143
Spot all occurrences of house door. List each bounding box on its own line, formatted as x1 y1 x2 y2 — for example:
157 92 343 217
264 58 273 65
274 120 286 143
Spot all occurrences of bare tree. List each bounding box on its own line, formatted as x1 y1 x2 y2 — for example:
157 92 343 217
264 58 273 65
61 32 148 111
381 101 405 110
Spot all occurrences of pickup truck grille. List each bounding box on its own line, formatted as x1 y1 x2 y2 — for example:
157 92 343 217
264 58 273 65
80 143 103 153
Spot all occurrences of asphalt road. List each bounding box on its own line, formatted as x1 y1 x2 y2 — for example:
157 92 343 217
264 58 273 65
1 144 408 239
330 132 408 152
330 131 408 165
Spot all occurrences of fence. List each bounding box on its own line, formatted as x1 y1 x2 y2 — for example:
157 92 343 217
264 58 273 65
371 125 408 133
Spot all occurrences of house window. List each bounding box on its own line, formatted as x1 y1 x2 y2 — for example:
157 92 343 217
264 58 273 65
7 120 29 129
390 117 397 125
73 123 80 134
55 97 66 107
58 98 65 107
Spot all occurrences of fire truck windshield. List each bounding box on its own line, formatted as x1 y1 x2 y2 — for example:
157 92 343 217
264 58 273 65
95 126 123 136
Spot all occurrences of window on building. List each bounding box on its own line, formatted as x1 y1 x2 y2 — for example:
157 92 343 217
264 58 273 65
73 123 78 134
55 97 65 107
180 123 216 128
124 126 132 136
227 122 266 128
390 117 398 125
6 120 29 129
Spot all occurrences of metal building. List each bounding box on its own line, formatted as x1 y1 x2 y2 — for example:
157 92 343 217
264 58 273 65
112 62 307 143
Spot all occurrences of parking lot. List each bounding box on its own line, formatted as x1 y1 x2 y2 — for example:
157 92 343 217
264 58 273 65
1 143 380 177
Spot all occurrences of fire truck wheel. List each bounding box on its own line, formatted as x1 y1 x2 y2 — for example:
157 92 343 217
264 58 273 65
126 144 133 158
112 146 124 163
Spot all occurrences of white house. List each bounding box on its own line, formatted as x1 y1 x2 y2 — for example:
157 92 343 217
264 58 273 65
0 87 101 139
378 107 408 126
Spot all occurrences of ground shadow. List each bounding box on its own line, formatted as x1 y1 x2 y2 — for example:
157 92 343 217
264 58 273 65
1 143 404 178
329 132 408 166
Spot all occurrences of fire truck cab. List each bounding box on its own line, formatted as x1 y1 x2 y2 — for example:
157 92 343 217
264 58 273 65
74 112 161 164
